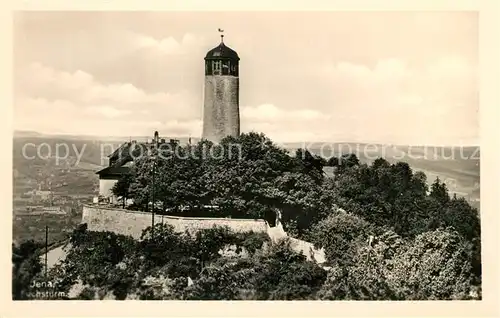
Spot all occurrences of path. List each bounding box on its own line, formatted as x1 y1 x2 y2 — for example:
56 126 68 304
266 211 326 264
40 241 72 270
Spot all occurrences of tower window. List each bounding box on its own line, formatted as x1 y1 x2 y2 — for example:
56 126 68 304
222 61 230 75
207 59 238 76
212 60 222 75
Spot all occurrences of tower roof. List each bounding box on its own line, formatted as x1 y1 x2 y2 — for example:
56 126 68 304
205 41 239 60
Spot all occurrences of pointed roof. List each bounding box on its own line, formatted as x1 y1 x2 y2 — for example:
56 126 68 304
205 41 239 60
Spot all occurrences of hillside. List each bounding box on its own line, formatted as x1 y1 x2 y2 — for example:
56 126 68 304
12 132 481 245
12 132 482 301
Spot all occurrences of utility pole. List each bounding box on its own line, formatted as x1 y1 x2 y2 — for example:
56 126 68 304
151 157 155 239
151 131 159 240
45 225 48 280
48 181 52 207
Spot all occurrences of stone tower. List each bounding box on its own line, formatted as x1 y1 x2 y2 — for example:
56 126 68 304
202 33 240 143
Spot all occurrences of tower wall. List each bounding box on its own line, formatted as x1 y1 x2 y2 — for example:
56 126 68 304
202 75 240 143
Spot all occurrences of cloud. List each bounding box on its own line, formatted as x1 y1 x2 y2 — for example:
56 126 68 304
13 11 478 145
240 104 333 143
128 32 204 55
238 56 477 144
242 104 326 121
18 62 197 108
162 119 202 137
314 57 478 144
85 106 132 118
14 97 89 134
14 62 202 136
14 97 203 138
15 54 477 145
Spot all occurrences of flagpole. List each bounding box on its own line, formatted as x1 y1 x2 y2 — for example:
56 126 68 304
218 28 224 43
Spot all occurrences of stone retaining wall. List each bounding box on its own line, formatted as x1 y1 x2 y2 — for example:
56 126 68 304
81 205 267 240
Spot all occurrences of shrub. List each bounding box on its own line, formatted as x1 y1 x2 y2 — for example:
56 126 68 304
77 287 96 300
308 212 373 265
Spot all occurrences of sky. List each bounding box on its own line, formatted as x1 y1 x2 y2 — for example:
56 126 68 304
13 11 478 145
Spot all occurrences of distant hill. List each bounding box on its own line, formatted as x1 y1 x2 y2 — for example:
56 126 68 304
282 142 479 202
14 130 201 144
12 131 480 201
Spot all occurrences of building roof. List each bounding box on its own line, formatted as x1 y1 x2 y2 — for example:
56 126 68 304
205 41 239 61
98 132 180 179
96 166 131 177
107 143 126 158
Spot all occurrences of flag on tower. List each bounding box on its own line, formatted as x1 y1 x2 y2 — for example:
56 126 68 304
218 28 224 32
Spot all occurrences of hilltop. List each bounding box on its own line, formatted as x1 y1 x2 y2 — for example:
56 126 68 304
12 132 482 300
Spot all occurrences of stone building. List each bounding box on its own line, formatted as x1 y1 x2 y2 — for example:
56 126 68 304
202 33 240 143
96 131 178 203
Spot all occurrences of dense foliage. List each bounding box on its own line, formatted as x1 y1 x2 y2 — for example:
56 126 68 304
121 133 331 235
14 133 481 300
12 240 44 299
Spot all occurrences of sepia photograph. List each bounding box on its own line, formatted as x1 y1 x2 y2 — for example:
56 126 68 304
10 10 483 302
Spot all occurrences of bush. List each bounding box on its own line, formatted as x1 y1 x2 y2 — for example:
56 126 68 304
387 228 477 300
12 240 43 300
235 231 270 255
252 239 327 300
308 212 373 265
77 287 96 300
185 264 241 300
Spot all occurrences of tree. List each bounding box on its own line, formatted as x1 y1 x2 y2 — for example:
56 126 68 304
442 195 480 241
252 239 327 300
326 156 339 167
192 226 234 268
139 223 186 268
293 149 326 184
12 240 44 300
429 177 450 204
185 264 242 300
388 228 477 300
327 157 479 239
128 157 153 210
112 172 134 208
411 171 428 197
125 132 335 234
307 212 373 265
63 231 134 287
235 231 270 255
337 153 360 173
